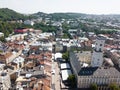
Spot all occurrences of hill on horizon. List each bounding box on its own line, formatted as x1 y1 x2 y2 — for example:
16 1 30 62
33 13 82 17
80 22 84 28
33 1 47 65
1 8 120 21
0 8 30 21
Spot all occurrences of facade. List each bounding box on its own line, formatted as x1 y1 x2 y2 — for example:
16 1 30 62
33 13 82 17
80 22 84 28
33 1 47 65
77 67 120 88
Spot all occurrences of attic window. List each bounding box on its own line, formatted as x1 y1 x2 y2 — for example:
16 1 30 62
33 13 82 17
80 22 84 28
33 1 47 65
100 44 102 46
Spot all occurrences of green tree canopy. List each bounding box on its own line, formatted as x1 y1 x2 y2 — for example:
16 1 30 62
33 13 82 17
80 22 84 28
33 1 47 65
62 51 69 61
67 74 76 88
109 83 120 90
90 83 98 90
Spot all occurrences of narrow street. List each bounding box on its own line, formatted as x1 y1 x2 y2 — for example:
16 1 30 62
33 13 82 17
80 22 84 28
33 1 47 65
54 62 61 90
51 55 61 90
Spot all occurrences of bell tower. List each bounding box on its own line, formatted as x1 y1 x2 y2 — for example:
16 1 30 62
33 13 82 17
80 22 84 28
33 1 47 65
91 36 105 67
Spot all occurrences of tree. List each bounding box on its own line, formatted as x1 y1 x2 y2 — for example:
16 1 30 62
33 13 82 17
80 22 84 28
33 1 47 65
109 83 120 90
0 36 6 42
62 51 69 61
90 83 98 90
67 74 76 88
62 33 69 39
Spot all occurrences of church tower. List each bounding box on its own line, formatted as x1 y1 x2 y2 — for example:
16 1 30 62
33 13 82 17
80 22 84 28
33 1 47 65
91 36 105 67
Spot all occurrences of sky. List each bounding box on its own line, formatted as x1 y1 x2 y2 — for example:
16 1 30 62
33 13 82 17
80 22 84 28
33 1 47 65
0 0 120 14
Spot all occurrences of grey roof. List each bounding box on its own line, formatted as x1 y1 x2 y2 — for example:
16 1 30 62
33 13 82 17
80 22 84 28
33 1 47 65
70 51 91 73
20 70 44 76
93 67 120 77
70 51 81 73
78 67 120 77
20 66 44 76
97 36 106 40
78 67 98 75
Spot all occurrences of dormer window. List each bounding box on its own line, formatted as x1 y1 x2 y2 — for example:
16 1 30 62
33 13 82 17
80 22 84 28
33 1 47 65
100 44 102 46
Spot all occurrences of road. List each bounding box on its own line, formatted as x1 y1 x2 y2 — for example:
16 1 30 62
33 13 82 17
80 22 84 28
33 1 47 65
51 55 61 90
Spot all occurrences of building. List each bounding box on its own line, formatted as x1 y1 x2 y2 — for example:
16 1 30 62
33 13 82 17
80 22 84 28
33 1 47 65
0 32 4 37
105 50 120 68
14 28 34 34
0 72 11 90
69 36 120 89
68 29 82 36
6 34 27 41
0 41 8 53
24 20 34 26
70 51 120 89
91 36 106 67
56 26 63 38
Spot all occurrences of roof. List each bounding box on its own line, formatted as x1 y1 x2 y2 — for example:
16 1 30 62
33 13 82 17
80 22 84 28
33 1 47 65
78 67 120 77
97 36 106 40
78 67 98 75
55 53 62 60
0 52 13 60
93 67 120 77
61 70 72 81
13 56 24 64
60 63 70 70
16 76 28 82
21 70 44 76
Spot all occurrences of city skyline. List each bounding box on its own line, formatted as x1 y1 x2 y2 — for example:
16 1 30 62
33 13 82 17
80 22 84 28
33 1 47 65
0 0 120 14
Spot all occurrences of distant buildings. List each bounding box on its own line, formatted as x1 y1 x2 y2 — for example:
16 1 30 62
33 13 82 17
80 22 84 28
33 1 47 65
68 29 82 36
0 41 8 53
56 27 63 38
6 34 27 41
0 72 11 90
52 22 62 26
24 20 34 26
14 28 34 34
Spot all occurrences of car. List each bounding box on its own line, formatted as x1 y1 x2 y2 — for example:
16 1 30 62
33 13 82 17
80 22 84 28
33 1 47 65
51 69 55 75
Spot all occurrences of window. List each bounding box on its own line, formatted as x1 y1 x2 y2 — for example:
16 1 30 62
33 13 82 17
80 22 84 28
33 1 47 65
100 44 102 46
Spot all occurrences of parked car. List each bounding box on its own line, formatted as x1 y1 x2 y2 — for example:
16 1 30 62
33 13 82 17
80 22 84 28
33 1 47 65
51 69 55 75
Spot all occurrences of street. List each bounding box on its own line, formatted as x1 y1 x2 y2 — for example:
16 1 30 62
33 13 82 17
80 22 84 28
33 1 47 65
51 56 61 90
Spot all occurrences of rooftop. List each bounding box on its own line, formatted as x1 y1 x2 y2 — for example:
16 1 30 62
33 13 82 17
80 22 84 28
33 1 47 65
97 36 106 40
